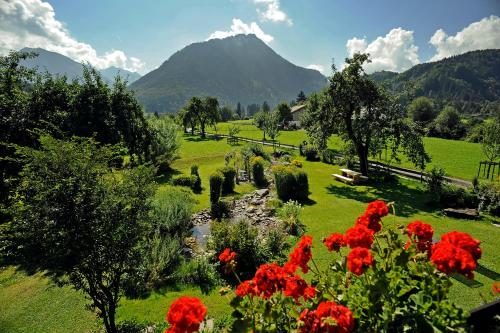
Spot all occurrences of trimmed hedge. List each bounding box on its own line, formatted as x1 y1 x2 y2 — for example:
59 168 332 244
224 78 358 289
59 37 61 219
250 156 266 187
272 165 309 202
172 175 197 188
219 166 236 194
210 171 224 204
190 165 202 191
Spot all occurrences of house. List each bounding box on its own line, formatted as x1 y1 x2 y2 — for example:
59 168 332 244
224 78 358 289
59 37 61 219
290 104 307 127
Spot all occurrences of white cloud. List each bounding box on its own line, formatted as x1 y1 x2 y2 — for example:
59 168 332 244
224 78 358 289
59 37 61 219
345 28 420 73
0 0 145 73
208 18 274 44
306 64 325 74
253 0 292 25
429 15 500 61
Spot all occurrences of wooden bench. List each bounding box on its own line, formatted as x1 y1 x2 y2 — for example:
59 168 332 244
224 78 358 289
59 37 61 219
332 173 355 184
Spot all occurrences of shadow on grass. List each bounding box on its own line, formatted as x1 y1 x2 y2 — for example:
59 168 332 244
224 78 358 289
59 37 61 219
476 264 500 281
451 273 483 288
325 178 434 217
155 168 182 185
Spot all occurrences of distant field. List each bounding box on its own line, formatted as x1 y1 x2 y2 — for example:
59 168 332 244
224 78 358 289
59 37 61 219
215 121 486 181
1 134 497 332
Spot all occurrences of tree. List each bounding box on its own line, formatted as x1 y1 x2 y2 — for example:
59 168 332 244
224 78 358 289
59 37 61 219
220 105 234 122
262 101 270 113
303 53 429 175
266 111 281 151
148 116 181 172
481 120 500 162
275 102 292 125
236 102 243 119
246 103 260 117
296 91 307 104
254 111 269 140
8 135 156 333
187 96 219 138
430 105 466 139
407 96 437 126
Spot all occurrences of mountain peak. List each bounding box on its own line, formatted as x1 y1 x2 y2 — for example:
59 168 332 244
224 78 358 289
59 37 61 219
130 36 326 113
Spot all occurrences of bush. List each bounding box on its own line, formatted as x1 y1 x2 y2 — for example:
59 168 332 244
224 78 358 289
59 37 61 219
242 143 270 161
425 167 446 202
265 198 283 214
291 159 302 168
251 156 267 187
173 256 222 293
209 220 264 280
303 145 319 161
440 184 477 208
190 165 202 191
150 188 195 237
209 171 224 204
172 174 197 188
321 149 337 165
476 182 500 216
273 165 309 202
277 200 305 236
219 166 236 194
211 198 232 220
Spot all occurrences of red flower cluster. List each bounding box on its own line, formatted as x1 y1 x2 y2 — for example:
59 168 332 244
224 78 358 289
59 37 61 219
323 233 346 252
284 274 316 301
356 200 389 233
345 224 374 249
430 231 481 279
299 301 355 333
253 263 288 298
219 248 236 263
347 247 373 276
493 282 500 294
406 221 434 252
285 235 313 273
235 279 258 297
165 296 207 333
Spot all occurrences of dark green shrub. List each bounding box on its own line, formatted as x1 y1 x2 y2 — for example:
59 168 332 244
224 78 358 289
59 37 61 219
219 166 236 194
210 198 232 220
303 145 319 161
242 143 270 161
251 156 267 187
272 165 309 202
277 200 305 236
190 165 202 191
321 149 336 164
210 171 224 204
440 185 476 208
172 174 197 188
173 256 222 293
209 220 287 280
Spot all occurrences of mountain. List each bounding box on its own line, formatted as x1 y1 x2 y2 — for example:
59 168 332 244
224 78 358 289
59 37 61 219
20 47 85 80
100 66 141 84
130 34 327 113
371 49 500 114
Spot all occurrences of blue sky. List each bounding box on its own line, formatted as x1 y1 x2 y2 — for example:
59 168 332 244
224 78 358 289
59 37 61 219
1 0 499 74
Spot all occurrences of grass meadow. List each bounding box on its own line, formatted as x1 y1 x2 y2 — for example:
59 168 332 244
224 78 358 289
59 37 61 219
1 133 498 332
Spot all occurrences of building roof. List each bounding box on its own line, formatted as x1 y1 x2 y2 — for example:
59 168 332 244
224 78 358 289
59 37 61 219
291 104 307 113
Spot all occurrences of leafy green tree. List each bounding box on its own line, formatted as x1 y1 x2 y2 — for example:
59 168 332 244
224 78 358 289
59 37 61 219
275 102 292 125
303 53 429 175
246 103 260 117
148 116 181 172
296 90 307 104
407 96 437 126
481 120 500 162
430 105 466 139
266 111 281 151
8 135 156 333
254 111 270 140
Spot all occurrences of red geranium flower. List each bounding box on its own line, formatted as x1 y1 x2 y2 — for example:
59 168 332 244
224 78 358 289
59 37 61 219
235 279 258 297
286 235 313 273
218 248 236 263
323 233 346 252
356 200 389 233
366 200 389 219
298 301 355 333
493 282 500 294
441 231 482 260
253 263 287 298
430 241 477 279
165 296 207 333
347 247 373 276
284 274 315 301
406 221 434 252
345 225 374 249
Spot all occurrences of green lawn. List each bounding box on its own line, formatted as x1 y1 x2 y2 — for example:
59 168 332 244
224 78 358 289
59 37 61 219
215 121 486 181
0 134 498 332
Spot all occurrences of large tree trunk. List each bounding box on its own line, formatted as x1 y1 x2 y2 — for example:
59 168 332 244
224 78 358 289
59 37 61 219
200 122 206 138
356 145 369 176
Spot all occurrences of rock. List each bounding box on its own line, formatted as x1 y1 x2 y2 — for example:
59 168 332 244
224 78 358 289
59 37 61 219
255 189 269 198
250 198 263 205
246 206 256 213
443 208 479 219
